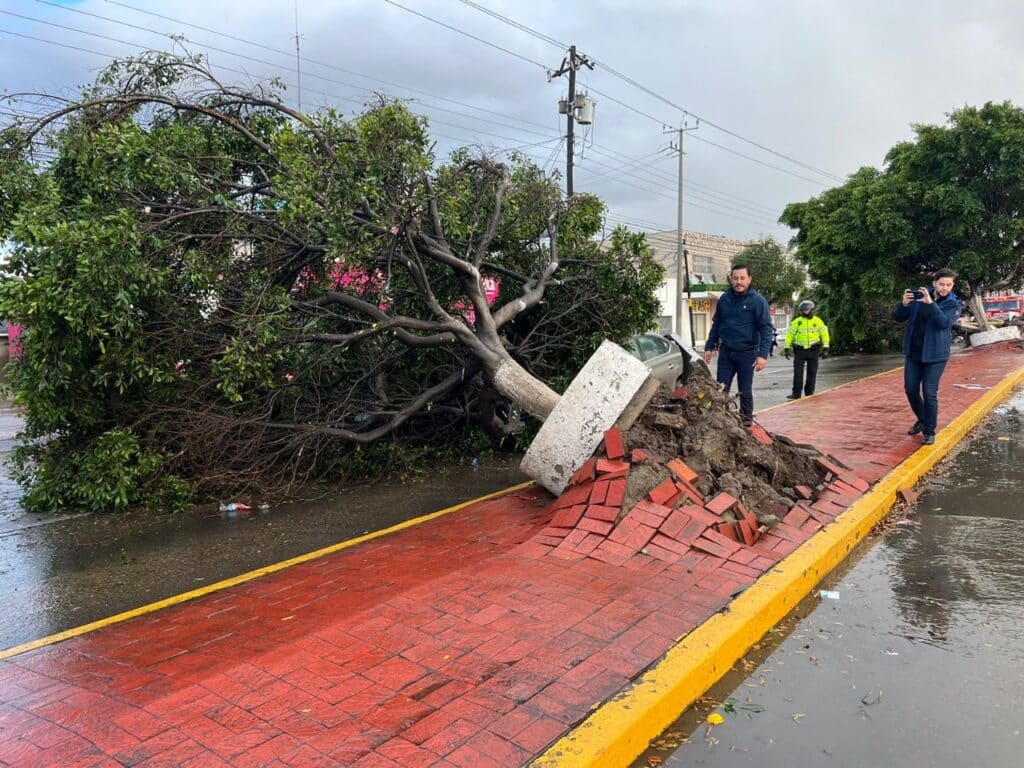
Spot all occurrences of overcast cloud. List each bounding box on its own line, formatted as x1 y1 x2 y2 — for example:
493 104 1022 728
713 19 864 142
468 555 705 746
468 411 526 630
2 0 1023 242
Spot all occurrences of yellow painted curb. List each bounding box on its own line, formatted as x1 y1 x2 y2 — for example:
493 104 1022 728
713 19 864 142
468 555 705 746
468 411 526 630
533 363 1024 768
0 481 534 661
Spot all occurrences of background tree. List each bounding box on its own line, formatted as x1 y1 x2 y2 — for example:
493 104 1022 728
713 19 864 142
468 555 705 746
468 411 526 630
0 51 663 512
783 101 1024 349
732 236 806 306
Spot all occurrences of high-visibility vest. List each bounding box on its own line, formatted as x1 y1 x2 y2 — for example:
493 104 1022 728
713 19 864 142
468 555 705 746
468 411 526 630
785 315 830 349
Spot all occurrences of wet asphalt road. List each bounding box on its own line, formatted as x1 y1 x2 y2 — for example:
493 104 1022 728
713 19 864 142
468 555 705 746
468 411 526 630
0 352 904 652
634 388 1024 768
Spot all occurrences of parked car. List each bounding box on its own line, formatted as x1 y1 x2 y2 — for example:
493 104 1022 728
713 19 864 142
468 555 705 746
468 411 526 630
628 333 689 388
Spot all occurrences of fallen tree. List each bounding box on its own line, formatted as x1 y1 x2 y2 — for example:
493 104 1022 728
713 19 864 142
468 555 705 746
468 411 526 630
0 51 665 511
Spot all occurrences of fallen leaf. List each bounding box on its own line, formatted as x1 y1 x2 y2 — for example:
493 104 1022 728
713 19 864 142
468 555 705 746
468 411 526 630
792 713 807 722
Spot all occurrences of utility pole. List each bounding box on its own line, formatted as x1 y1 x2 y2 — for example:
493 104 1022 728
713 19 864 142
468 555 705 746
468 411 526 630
665 120 700 347
548 46 594 197
294 0 302 111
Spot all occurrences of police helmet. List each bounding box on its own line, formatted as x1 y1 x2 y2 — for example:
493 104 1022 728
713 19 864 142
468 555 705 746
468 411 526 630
797 300 815 314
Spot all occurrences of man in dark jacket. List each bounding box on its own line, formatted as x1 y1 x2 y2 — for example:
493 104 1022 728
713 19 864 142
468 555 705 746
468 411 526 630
892 268 962 446
702 264 775 425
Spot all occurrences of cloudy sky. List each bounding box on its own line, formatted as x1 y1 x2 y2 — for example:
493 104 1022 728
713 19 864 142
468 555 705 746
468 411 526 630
2 0 1022 243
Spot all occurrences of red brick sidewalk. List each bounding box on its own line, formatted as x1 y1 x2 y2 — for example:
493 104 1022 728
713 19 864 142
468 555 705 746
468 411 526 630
0 344 1020 768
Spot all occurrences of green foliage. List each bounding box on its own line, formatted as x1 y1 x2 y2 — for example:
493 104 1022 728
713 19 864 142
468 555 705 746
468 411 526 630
0 52 664 513
12 429 194 513
733 237 806 306
782 101 1024 351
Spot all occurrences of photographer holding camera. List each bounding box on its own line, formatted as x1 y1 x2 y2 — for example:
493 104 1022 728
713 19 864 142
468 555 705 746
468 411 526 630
892 268 961 446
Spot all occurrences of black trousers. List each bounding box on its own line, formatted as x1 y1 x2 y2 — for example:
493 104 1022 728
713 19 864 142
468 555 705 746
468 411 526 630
792 345 821 396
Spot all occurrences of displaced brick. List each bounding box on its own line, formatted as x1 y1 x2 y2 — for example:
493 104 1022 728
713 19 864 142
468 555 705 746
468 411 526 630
631 448 650 463
665 458 699 485
603 428 625 460
568 458 597 486
705 492 738 516
596 458 630 475
748 423 774 445
648 478 679 506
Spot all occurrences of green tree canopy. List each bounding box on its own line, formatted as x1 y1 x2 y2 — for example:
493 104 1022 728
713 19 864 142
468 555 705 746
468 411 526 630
0 51 663 512
782 101 1024 349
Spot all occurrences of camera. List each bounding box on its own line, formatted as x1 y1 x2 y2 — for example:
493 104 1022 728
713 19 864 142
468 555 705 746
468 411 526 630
910 289 925 300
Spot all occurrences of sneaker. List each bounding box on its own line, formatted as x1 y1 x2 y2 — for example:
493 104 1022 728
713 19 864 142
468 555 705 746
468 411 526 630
907 421 923 435
922 434 935 445
786 394 800 400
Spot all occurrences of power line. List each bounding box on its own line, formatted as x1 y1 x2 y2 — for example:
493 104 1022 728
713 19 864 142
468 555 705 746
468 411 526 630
445 0 844 183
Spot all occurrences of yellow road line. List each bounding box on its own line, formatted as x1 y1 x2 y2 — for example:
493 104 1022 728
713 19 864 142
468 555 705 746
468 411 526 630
533 364 1024 768
0 481 534 662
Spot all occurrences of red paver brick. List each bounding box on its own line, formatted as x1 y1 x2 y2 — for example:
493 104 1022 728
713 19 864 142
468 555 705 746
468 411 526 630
576 517 614 536
665 458 699 485
794 484 814 499
589 479 610 505
568 458 597 486
631 448 650 462
605 478 627 508
783 505 810 528
603 427 625 459
705 491 738 515
583 504 620 523
647 478 679 506
550 504 586 528
595 458 630 474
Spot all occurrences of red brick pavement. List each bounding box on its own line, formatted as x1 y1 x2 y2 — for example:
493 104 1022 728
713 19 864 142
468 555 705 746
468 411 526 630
0 344 1020 767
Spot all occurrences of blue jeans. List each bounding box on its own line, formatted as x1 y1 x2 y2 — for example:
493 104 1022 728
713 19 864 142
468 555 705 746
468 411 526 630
716 347 757 423
903 357 947 436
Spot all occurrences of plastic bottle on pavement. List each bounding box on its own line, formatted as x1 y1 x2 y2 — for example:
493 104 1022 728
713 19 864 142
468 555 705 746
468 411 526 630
219 502 252 513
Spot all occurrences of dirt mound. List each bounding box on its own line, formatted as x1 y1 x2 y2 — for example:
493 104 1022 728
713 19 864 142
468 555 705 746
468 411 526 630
528 368 871 566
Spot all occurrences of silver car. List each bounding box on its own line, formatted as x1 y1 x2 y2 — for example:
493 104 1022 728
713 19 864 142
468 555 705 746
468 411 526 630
628 333 686 388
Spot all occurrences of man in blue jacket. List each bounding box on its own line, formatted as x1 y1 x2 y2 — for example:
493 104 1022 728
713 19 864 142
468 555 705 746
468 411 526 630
892 268 962 446
702 264 775 426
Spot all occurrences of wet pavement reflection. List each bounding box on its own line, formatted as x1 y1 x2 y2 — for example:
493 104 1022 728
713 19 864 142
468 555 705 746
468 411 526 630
634 388 1024 768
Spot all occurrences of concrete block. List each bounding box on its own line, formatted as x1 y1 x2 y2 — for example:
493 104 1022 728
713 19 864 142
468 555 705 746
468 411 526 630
521 340 651 495
969 325 1021 347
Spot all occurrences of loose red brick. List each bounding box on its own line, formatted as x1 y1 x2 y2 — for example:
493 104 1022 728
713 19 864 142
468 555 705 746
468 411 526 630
671 385 692 399
568 458 597 486
666 458 699 485
648 478 679 506
738 517 758 546
748 422 774 445
631 448 651 463
705 492 738 516
596 458 630 474
674 481 704 505
603 427 625 460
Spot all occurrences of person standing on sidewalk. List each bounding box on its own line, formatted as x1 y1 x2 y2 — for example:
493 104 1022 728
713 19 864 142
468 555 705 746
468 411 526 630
702 264 775 426
784 300 830 399
893 268 962 446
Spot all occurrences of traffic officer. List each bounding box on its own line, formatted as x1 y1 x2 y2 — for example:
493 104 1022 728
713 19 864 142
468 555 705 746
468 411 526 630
784 300 830 399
